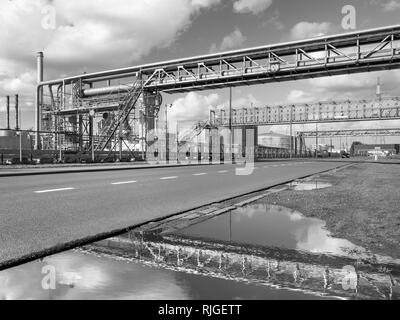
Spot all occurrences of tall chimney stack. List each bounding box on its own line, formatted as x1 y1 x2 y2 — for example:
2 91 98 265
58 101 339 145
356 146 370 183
15 94 19 130
6 95 10 130
376 77 382 101
37 52 44 84
35 52 44 150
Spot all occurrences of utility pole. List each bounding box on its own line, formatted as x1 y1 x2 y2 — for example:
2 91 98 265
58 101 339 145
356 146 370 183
315 122 319 158
19 108 22 163
229 87 235 164
165 104 172 163
89 110 95 162
290 105 293 159
176 122 179 164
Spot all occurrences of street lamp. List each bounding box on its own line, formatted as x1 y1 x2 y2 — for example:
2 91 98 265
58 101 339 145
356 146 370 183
165 104 173 163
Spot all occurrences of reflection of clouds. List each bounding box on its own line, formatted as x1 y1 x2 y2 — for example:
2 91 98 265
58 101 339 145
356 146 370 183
231 203 358 257
295 223 357 255
0 251 190 300
289 212 304 222
0 263 46 300
49 254 107 290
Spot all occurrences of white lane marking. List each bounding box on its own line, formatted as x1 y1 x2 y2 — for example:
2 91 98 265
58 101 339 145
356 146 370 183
160 176 178 180
218 170 229 173
272 165 280 167
111 181 137 185
193 173 207 176
35 187 75 194
264 166 269 168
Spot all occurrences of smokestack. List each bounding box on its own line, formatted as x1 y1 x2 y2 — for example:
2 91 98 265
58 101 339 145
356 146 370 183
35 52 44 150
377 77 382 101
37 51 44 84
15 94 19 130
6 96 10 130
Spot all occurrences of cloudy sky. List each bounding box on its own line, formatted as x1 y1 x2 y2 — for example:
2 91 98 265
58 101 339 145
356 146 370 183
1 0 400 140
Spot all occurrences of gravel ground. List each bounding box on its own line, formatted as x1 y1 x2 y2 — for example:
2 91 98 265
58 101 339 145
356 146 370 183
264 163 400 259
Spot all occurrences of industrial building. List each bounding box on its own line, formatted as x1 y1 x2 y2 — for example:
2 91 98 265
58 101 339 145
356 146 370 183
353 144 400 156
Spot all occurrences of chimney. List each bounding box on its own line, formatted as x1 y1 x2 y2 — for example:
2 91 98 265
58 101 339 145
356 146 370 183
37 51 44 84
35 52 44 150
15 94 19 130
376 77 382 101
6 95 10 130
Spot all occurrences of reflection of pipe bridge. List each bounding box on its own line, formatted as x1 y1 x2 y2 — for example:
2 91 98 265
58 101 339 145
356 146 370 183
84 233 400 300
35 25 400 150
212 97 400 127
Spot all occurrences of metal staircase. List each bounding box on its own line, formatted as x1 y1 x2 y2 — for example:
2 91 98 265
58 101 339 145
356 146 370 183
89 81 143 152
178 120 213 148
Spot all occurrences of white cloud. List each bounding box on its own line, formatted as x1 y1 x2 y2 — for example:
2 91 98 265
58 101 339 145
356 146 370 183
286 90 315 104
0 0 221 123
233 0 273 14
170 92 220 128
289 21 332 40
381 0 400 11
210 28 246 52
216 93 260 110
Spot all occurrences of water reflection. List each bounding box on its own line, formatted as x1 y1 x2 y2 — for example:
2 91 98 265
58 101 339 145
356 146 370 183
0 250 326 300
176 204 362 257
288 180 332 191
1 203 399 300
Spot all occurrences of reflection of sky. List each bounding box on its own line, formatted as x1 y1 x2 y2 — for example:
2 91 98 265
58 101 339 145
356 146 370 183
179 204 360 256
0 252 189 300
0 250 326 300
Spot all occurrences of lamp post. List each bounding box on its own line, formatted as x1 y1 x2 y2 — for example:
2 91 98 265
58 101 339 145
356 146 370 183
229 87 235 164
165 104 172 163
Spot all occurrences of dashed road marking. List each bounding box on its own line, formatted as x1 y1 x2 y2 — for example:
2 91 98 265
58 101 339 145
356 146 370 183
111 181 137 185
193 173 207 176
35 188 75 194
160 176 178 180
218 170 229 173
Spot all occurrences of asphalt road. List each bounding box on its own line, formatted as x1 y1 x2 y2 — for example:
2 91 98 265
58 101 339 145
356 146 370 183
0 160 345 268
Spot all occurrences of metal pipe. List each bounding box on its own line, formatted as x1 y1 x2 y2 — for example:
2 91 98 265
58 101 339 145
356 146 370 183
15 94 19 130
6 96 10 130
37 24 400 87
82 84 137 97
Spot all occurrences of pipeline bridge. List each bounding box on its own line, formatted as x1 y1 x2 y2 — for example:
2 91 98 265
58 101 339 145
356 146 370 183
213 97 400 127
301 128 400 138
35 24 400 154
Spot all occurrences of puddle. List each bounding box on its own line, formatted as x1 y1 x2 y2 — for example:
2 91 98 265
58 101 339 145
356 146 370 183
1 203 399 300
287 180 332 191
0 249 329 300
175 204 358 257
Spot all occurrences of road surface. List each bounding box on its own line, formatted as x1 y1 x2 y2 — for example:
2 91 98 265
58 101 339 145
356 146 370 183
0 160 345 268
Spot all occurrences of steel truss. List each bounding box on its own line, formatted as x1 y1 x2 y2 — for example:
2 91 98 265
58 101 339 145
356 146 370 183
301 128 400 138
213 97 400 127
36 25 400 150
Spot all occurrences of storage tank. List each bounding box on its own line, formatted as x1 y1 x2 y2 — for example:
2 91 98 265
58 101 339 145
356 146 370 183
258 132 291 150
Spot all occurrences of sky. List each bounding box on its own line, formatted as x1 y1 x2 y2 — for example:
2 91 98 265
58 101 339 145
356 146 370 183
1 0 400 145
